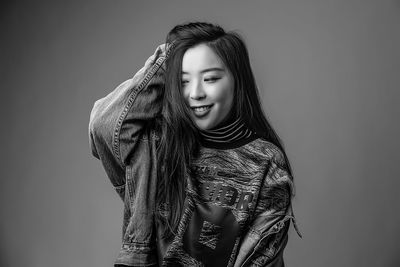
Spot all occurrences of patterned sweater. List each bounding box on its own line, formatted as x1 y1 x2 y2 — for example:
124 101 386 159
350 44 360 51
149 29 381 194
156 117 299 267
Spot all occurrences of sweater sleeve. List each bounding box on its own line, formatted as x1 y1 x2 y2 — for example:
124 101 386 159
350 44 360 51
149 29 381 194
88 44 168 200
234 148 299 267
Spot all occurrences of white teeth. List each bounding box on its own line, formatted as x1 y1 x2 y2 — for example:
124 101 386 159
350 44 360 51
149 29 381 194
193 106 210 112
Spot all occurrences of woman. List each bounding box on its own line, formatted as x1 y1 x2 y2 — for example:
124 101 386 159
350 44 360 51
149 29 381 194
89 22 300 267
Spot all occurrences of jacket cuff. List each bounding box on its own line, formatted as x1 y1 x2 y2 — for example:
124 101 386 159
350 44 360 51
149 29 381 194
114 243 158 267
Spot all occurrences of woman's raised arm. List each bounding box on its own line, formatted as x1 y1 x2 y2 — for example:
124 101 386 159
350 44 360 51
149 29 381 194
88 44 168 199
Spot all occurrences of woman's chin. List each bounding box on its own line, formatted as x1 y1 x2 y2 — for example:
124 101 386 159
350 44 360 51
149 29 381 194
194 120 214 131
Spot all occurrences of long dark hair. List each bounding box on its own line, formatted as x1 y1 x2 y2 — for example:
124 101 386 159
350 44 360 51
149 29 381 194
157 22 293 238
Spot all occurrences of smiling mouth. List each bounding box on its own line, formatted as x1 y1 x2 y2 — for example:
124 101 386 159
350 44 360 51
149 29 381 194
191 104 213 117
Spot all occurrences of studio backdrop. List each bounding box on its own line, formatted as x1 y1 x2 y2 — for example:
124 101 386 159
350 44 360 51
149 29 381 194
1 1 399 266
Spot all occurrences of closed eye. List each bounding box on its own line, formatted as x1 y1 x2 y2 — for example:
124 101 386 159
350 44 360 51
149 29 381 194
204 77 221 83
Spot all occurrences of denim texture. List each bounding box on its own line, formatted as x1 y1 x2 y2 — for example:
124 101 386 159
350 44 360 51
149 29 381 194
89 44 300 266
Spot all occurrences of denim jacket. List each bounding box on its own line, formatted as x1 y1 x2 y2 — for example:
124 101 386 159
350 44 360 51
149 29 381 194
89 44 300 266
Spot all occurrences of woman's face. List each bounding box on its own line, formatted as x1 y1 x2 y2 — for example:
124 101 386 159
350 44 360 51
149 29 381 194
181 43 235 130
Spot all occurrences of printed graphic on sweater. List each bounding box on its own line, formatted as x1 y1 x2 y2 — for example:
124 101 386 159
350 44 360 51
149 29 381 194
161 141 293 267
201 181 254 210
182 172 257 267
183 204 240 267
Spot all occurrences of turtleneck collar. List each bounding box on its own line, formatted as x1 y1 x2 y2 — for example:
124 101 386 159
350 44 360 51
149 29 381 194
198 116 258 149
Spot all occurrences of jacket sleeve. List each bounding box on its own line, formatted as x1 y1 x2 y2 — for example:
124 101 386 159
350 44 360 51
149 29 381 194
234 148 300 267
88 44 168 199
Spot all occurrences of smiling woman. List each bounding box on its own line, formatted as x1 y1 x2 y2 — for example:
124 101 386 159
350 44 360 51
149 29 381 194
182 43 235 130
89 22 300 267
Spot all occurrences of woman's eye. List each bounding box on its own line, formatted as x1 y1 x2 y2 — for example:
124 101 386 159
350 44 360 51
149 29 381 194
204 77 221 83
181 80 189 85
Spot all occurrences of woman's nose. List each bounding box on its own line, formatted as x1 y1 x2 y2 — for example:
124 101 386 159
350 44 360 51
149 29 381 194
189 81 206 100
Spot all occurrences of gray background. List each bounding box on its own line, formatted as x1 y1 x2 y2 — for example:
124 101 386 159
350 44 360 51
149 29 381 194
1 0 400 266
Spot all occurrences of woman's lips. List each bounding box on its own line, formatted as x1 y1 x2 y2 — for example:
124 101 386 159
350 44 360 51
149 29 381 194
191 104 213 118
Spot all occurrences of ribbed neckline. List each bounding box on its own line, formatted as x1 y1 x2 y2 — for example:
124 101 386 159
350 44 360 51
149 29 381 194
199 117 258 149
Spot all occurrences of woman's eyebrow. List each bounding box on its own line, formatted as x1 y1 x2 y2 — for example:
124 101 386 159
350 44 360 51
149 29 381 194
182 67 225 75
200 67 225 73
